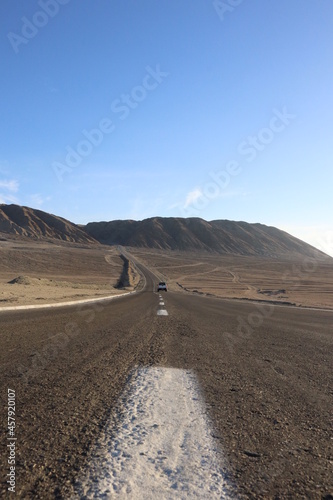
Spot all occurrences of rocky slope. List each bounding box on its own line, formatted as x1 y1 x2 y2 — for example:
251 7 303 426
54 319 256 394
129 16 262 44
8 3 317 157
0 204 97 244
1 205 327 260
84 217 328 259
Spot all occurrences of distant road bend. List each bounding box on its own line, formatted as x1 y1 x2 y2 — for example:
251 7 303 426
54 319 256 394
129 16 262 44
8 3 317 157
0 250 332 498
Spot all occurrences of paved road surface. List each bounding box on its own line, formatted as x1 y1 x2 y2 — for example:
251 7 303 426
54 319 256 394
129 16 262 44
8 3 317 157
0 257 332 498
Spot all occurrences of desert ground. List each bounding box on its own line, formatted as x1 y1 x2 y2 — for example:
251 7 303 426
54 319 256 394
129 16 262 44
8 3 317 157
1 239 332 310
130 247 333 309
0 255 332 499
0 239 140 307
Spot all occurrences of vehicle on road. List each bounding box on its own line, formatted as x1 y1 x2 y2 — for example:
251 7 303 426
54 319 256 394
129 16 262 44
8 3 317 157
157 281 167 292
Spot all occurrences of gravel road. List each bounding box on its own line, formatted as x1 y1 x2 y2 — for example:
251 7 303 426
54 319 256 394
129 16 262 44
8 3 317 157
0 259 332 499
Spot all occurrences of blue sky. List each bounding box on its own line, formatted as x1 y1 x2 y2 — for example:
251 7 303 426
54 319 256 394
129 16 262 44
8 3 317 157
1 0 333 255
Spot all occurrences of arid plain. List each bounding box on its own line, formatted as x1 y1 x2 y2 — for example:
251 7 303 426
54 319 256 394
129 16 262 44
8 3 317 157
131 247 333 310
0 239 139 308
1 239 333 310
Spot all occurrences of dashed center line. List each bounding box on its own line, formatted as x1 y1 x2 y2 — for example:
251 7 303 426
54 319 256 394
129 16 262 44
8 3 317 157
157 293 169 316
157 309 168 316
157 292 168 316
73 367 231 499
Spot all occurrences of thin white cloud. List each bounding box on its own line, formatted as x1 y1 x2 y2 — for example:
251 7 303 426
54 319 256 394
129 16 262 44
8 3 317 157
0 194 19 204
0 179 20 205
28 194 51 208
169 188 247 216
0 180 19 192
184 188 203 208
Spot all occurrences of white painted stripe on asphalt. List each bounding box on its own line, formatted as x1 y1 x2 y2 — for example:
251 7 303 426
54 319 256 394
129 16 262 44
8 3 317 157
157 309 168 316
73 367 231 499
0 291 134 312
159 301 165 306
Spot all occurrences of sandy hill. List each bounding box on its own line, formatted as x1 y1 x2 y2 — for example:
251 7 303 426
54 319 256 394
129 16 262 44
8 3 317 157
84 217 328 259
0 204 97 244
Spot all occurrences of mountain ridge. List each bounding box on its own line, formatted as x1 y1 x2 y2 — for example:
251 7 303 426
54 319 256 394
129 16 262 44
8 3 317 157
0 204 329 260
84 216 328 259
0 204 97 244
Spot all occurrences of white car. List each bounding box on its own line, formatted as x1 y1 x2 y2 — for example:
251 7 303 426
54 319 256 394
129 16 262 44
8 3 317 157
157 281 167 292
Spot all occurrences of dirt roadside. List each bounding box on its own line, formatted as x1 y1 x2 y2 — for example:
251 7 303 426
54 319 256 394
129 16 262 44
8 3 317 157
0 241 139 307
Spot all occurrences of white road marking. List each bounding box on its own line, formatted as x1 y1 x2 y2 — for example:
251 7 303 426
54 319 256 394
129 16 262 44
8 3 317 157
73 367 231 499
159 301 165 306
157 309 168 316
